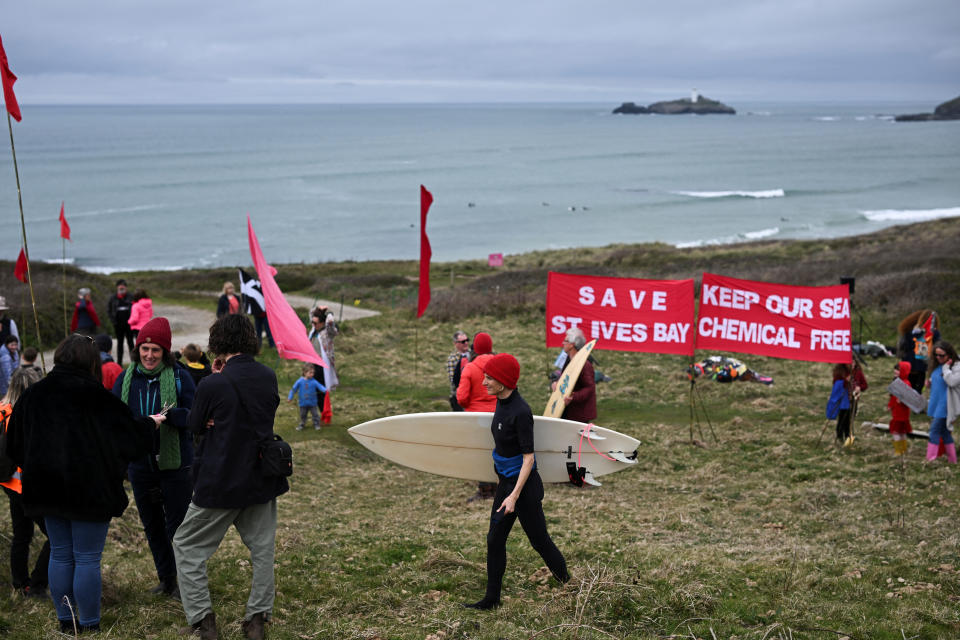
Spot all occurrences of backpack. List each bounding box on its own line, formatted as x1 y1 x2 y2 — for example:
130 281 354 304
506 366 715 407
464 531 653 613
0 406 16 482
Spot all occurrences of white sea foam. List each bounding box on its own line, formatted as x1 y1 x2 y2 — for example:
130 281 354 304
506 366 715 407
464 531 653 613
43 258 76 265
58 204 165 221
742 227 780 240
860 207 960 223
814 116 840 121
82 264 189 275
671 189 785 199
675 227 780 248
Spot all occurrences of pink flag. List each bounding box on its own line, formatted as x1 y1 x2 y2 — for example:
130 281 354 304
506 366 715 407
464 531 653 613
247 216 326 367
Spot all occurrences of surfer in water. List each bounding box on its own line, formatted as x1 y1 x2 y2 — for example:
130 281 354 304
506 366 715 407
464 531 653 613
463 353 570 610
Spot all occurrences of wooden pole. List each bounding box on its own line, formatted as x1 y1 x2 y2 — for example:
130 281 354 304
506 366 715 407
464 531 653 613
62 238 68 338
7 112 46 372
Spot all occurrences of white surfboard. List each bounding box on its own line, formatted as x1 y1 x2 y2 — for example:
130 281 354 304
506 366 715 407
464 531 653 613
348 411 640 485
545 339 598 418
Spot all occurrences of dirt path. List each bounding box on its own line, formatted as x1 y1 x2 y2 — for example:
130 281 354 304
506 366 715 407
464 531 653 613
41 294 379 365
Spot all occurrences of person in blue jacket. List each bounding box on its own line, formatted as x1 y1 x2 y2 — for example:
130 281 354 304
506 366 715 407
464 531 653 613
287 363 327 431
112 316 195 599
826 362 852 444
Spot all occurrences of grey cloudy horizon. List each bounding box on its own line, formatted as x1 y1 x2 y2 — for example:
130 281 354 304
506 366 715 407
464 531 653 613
3 0 958 105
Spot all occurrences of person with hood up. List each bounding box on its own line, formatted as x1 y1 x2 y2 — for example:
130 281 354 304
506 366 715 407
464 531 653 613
887 361 913 456
128 289 154 341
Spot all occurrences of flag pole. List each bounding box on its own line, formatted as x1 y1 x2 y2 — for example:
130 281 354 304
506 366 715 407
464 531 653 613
7 111 46 372
62 237 68 338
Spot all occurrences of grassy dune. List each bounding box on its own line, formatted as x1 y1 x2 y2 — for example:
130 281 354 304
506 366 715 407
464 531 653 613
2 219 959 639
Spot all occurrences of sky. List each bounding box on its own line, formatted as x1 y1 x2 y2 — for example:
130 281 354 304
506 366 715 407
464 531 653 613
2 1 958 104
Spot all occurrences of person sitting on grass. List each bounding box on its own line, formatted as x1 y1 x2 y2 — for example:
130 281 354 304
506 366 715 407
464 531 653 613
288 363 326 431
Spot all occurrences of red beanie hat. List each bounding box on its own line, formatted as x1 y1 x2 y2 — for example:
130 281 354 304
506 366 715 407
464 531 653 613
473 332 493 355
484 353 520 389
136 317 172 353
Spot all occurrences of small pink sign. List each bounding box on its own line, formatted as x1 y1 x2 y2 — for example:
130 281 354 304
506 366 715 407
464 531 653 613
488 253 504 267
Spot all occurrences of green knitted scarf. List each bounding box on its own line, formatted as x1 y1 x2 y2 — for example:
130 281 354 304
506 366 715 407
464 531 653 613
121 362 180 470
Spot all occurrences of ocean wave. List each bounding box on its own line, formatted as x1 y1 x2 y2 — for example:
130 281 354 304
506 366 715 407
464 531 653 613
81 263 190 275
675 227 780 249
55 204 165 221
671 189 785 199
860 207 960 223
814 116 840 121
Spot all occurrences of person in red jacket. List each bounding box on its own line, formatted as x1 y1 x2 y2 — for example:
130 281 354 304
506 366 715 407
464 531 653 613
457 332 497 413
457 332 497 501
552 328 597 423
888 361 913 456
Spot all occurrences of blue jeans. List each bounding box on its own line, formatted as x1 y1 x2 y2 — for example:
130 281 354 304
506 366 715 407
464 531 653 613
44 517 110 626
929 417 954 445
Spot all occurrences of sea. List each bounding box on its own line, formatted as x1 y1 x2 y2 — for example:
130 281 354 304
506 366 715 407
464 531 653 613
1 102 958 273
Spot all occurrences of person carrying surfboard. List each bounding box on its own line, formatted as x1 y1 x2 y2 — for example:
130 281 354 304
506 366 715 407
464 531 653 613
463 353 570 610
551 328 597 423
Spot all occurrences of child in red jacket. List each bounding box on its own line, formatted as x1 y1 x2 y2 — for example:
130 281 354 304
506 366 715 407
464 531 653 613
888 361 913 455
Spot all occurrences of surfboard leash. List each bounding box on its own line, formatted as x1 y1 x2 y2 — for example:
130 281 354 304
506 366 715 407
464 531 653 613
567 423 615 487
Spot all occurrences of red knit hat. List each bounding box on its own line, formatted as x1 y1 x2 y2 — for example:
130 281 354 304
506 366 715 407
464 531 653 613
473 332 493 355
136 317 172 353
484 353 520 389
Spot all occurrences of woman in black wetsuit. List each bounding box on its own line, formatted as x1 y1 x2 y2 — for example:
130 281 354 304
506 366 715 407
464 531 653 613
463 353 570 610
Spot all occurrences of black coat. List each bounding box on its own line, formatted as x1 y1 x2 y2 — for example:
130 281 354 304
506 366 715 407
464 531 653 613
8 365 154 521
188 354 288 508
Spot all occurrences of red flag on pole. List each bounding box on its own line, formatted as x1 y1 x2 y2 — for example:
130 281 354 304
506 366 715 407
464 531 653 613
14 248 27 282
0 35 21 122
417 185 433 318
59 202 71 241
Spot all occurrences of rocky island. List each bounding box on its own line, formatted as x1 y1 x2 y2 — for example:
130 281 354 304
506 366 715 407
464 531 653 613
613 95 736 115
894 95 960 122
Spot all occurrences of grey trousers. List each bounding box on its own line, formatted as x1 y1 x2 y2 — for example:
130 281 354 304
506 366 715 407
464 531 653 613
172 499 278 625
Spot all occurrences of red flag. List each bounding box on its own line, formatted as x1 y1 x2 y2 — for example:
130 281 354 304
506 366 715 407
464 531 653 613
0 35 21 122
59 202 71 241
923 312 936 340
417 185 433 318
321 390 332 424
14 247 27 282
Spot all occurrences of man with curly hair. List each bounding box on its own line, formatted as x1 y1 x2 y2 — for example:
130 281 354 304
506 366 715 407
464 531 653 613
173 315 288 640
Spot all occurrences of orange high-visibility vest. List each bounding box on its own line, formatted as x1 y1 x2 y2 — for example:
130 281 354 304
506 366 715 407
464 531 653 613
0 403 22 494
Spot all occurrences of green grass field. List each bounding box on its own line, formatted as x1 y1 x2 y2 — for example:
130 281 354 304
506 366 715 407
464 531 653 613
1 219 959 639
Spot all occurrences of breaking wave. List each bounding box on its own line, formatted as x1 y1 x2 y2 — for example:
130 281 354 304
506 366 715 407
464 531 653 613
675 227 780 248
860 207 960 223
671 189 785 199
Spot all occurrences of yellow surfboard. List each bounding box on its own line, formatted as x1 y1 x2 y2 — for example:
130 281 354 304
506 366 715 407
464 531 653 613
544 339 597 418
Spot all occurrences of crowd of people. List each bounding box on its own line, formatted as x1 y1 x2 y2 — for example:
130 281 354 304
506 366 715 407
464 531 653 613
8 285 952 635
0 314 287 639
827 309 959 462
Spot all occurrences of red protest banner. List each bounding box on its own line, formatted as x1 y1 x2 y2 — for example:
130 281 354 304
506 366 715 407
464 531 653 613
695 272 851 363
546 271 695 355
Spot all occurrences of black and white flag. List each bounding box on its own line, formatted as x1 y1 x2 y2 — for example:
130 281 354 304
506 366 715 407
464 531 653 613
238 268 265 315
